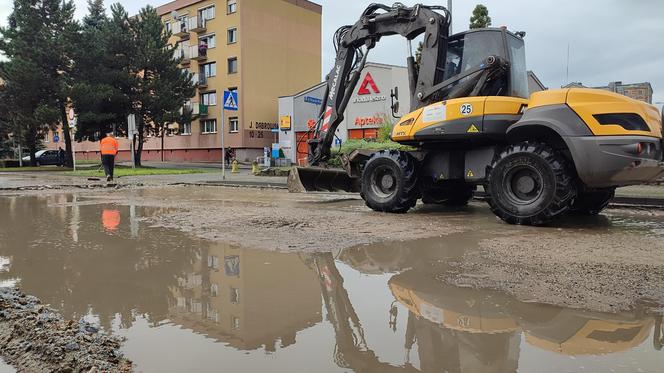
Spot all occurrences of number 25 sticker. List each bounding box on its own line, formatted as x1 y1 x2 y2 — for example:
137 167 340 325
460 103 473 116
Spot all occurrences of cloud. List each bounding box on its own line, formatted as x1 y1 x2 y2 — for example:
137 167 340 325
1 0 662 102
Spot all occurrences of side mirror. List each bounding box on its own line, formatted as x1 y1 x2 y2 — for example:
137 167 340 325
391 87 401 119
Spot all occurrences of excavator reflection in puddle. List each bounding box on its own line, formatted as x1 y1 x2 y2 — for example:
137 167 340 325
308 244 663 372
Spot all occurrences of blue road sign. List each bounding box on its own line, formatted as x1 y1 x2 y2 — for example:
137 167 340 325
53 134 60 143
223 90 239 111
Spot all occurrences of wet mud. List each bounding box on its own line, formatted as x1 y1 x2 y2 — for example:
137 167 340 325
1 188 664 372
0 288 130 373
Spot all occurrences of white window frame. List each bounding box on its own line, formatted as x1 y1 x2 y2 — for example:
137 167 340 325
201 119 217 134
227 27 237 44
180 122 192 135
229 117 239 133
227 0 237 14
201 91 216 106
201 62 216 78
227 57 238 74
198 5 215 22
199 33 216 49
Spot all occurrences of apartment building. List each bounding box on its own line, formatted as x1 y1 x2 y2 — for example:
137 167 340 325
48 0 322 163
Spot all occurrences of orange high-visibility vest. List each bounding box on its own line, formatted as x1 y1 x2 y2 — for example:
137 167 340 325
100 136 119 156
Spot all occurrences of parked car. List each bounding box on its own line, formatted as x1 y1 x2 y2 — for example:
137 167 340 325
21 150 63 166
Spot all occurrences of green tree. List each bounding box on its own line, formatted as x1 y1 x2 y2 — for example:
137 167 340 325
70 1 134 145
415 41 423 69
469 4 492 29
130 6 195 166
0 0 78 166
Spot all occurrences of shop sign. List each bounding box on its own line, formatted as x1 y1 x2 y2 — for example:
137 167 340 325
354 116 384 127
304 96 322 105
280 115 292 130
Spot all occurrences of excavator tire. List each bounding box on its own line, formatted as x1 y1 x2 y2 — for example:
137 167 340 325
571 188 615 215
421 182 475 206
362 150 419 214
486 142 576 226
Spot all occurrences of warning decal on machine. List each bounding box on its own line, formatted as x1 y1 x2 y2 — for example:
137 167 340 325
422 103 446 123
467 124 480 133
467 170 475 178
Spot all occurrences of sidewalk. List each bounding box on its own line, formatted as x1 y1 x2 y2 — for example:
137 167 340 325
2 167 664 205
0 168 286 190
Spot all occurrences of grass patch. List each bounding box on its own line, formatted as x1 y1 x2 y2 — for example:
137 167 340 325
65 166 208 178
327 138 415 168
0 167 72 172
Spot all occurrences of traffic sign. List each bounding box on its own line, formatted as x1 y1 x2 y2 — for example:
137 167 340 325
53 134 60 143
223 90 239 111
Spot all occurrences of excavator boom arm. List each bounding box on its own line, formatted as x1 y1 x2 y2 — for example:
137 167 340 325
308 3 451 165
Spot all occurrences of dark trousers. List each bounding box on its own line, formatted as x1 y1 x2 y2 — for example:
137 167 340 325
102 154 115 178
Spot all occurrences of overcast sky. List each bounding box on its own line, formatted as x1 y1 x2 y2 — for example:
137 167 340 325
1 0 662 103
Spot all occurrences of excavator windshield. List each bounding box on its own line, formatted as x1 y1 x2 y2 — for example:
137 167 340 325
443 28 528 98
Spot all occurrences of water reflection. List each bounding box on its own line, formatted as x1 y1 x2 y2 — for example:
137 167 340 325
0 194 662 372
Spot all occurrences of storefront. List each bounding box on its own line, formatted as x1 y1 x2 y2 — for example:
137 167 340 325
278 62 410 165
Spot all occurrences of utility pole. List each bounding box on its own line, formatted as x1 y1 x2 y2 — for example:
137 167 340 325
447 0 453 34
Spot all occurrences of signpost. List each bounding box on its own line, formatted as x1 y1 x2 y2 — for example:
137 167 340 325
128 114 137 169
222 90 239 180
68 109 77 171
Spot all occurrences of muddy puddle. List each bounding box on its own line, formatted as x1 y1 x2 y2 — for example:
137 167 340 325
0 193 663 372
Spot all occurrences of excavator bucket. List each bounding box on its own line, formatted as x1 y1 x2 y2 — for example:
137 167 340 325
288 167 360 193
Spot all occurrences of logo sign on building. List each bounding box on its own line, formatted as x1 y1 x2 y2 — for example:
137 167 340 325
280 115 292 131
223 90 239 111
304 96 322 105
358 72 380 95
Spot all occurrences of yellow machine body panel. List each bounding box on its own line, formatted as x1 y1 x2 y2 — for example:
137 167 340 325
525 318 653 356
389 282 518 334
529 88 662 138
567 89 662 138
391 96 528 142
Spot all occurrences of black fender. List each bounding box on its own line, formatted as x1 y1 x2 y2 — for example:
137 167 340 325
506 104 592 177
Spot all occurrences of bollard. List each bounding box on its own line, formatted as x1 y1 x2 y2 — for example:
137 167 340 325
252 161 260 175
231 159 240 173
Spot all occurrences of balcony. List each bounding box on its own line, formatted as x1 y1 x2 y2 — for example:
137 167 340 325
193 103 208 116
180 101 193 115
173 20 189 37
174 46 191 66
196 73 208 89
190 44 208 62
189 16 207 33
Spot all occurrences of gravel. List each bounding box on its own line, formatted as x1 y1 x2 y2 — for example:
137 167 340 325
0 288 131 373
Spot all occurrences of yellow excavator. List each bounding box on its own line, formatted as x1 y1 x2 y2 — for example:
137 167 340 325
308 244 663 372
289 3 664 225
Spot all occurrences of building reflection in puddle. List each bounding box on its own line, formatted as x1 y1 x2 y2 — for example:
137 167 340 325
0 194 662 372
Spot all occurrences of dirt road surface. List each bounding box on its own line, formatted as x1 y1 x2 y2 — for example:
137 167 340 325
1 184 664 372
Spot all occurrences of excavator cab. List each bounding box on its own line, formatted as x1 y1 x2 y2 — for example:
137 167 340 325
441 28 528 99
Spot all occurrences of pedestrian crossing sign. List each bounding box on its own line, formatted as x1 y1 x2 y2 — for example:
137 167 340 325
223 90 239 111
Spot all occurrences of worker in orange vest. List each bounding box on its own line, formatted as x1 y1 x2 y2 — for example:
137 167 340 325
100 131 119 182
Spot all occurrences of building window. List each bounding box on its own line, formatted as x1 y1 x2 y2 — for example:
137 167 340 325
199 33 215 49
230 288 240 304
165 21 172 34
180 122 191 135
210 283 219 297
227 27 237 44
231 316 240 330
201 62 216 78
229 117 239 133
201 91 216 106
227 0 237 14
199 5 215 23
201 119 217 134
227 57 238 74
